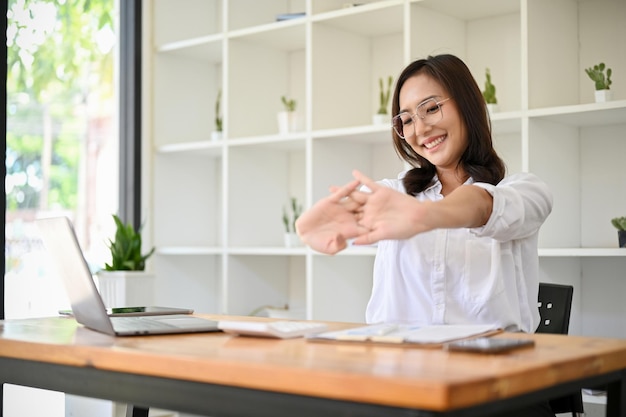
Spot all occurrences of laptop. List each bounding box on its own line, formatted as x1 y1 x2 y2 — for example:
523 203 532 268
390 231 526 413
36 216 221 336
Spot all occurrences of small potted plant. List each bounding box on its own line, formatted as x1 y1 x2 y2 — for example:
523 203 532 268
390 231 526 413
97 214 156 308
482 68 498 113
373 75 393 125
211 89 223 141
611 216 626 248
585 62 612 103
277 95 298 134
282 197 303 247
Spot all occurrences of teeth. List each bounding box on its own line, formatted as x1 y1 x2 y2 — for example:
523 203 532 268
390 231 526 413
424 135 445 149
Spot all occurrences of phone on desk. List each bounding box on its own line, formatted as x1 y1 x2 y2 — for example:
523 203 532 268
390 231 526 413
445 337 535 353
58 306 194 317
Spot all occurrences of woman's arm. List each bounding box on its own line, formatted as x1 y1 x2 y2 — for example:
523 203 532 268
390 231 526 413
472 173 553 241
350 170 493 245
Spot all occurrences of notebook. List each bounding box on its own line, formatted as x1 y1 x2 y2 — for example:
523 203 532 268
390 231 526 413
307 323 501 348
36 216 221 336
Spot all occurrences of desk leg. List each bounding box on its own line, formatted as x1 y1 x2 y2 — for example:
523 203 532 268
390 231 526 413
606 370 625 417
126 405 149 417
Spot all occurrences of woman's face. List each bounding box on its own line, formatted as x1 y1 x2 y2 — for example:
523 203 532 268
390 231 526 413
397 73 468 172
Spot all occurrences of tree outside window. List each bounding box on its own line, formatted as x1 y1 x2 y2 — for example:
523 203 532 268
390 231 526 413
6 0 118 318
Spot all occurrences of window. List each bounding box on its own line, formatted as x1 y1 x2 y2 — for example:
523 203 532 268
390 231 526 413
5 0 118 318
4 0 143 414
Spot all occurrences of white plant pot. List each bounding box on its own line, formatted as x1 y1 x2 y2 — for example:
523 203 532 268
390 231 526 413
211 131 223 141
372 113 388 125
96 271 155 308
284 232 302 247
277 111 298 134
486 103 499 114
594 89 612 103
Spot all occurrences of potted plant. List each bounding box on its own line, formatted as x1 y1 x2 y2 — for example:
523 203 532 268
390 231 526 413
611 216 626 248
482 68 498 113
97 214 156 308
211 89 223 141
277 95 298 134
585 62 612 103
282 197 303 247
373 76 393 125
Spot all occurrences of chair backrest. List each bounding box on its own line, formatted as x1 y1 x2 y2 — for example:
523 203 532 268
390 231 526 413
536 283 584 416
536 283 573 335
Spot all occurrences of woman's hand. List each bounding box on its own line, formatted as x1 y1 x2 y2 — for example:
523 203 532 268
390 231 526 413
350 170 428 245
295 178 368 255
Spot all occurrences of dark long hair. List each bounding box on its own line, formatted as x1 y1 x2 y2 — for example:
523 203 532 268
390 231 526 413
391 54 505 196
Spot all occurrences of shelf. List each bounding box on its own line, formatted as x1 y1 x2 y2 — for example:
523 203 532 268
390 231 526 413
539 248 626 257
490 112 523 135
228 21 306 51
157 247 222 256
312 1 404 37
158 246 626 258
415 0 520 21
227 247 307 256
313 124 393 144
147 0 626 328
528 100 626 127
157 34 223 62
156 141 223 156
333 246 378 256
228 134 307 150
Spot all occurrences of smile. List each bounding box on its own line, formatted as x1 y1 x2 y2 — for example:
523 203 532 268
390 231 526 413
423 135 446 149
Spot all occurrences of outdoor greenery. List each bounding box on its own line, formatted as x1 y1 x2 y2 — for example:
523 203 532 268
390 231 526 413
6 0 114 211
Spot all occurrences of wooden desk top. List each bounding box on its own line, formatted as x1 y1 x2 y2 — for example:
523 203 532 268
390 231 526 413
1 315 625 412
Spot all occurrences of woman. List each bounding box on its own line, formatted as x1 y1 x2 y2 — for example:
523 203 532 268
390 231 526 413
296 53 555 417
296 54 553 333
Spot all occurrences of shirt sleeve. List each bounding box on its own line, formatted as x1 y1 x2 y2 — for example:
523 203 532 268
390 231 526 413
470 173 553 241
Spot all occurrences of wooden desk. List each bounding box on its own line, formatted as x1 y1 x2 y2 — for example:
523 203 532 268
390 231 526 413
1 315 625 417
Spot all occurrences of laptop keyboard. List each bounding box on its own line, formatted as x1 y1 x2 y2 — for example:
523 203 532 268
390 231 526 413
111 315 217 332
111 316 177 331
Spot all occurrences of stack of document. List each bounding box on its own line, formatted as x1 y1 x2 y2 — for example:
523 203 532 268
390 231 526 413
307 323 501 347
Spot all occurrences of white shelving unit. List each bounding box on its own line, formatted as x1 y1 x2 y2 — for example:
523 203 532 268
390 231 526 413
143 0 626 335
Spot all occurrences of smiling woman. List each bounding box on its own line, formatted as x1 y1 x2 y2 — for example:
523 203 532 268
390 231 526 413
295 54 555 417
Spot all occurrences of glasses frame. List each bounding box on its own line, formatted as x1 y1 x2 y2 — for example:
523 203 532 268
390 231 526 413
392 97 452 139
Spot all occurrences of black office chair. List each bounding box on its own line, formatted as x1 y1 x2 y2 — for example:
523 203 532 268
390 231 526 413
537 283 584 417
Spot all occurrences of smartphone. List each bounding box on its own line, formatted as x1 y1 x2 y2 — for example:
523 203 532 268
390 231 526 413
58 306 194 317
445 337 535 353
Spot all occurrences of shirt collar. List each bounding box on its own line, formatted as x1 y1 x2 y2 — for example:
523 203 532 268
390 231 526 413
424 174 475 196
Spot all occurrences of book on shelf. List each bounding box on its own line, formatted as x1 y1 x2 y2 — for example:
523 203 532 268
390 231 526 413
275 12 305 22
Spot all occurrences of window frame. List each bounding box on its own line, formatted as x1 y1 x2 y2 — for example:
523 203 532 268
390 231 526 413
0 0 142 319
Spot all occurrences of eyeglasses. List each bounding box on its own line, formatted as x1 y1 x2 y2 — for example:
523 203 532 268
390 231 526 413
392 97 451 139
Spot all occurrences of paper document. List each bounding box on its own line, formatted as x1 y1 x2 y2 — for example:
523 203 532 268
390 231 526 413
308 323 501 346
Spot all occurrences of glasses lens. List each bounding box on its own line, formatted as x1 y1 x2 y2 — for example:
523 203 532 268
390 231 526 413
392 114 413 139
416 98 442 125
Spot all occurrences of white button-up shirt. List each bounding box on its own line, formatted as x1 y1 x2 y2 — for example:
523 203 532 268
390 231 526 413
365 172 553 333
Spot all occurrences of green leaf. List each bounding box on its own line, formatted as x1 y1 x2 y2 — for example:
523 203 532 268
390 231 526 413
104 214 155 271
